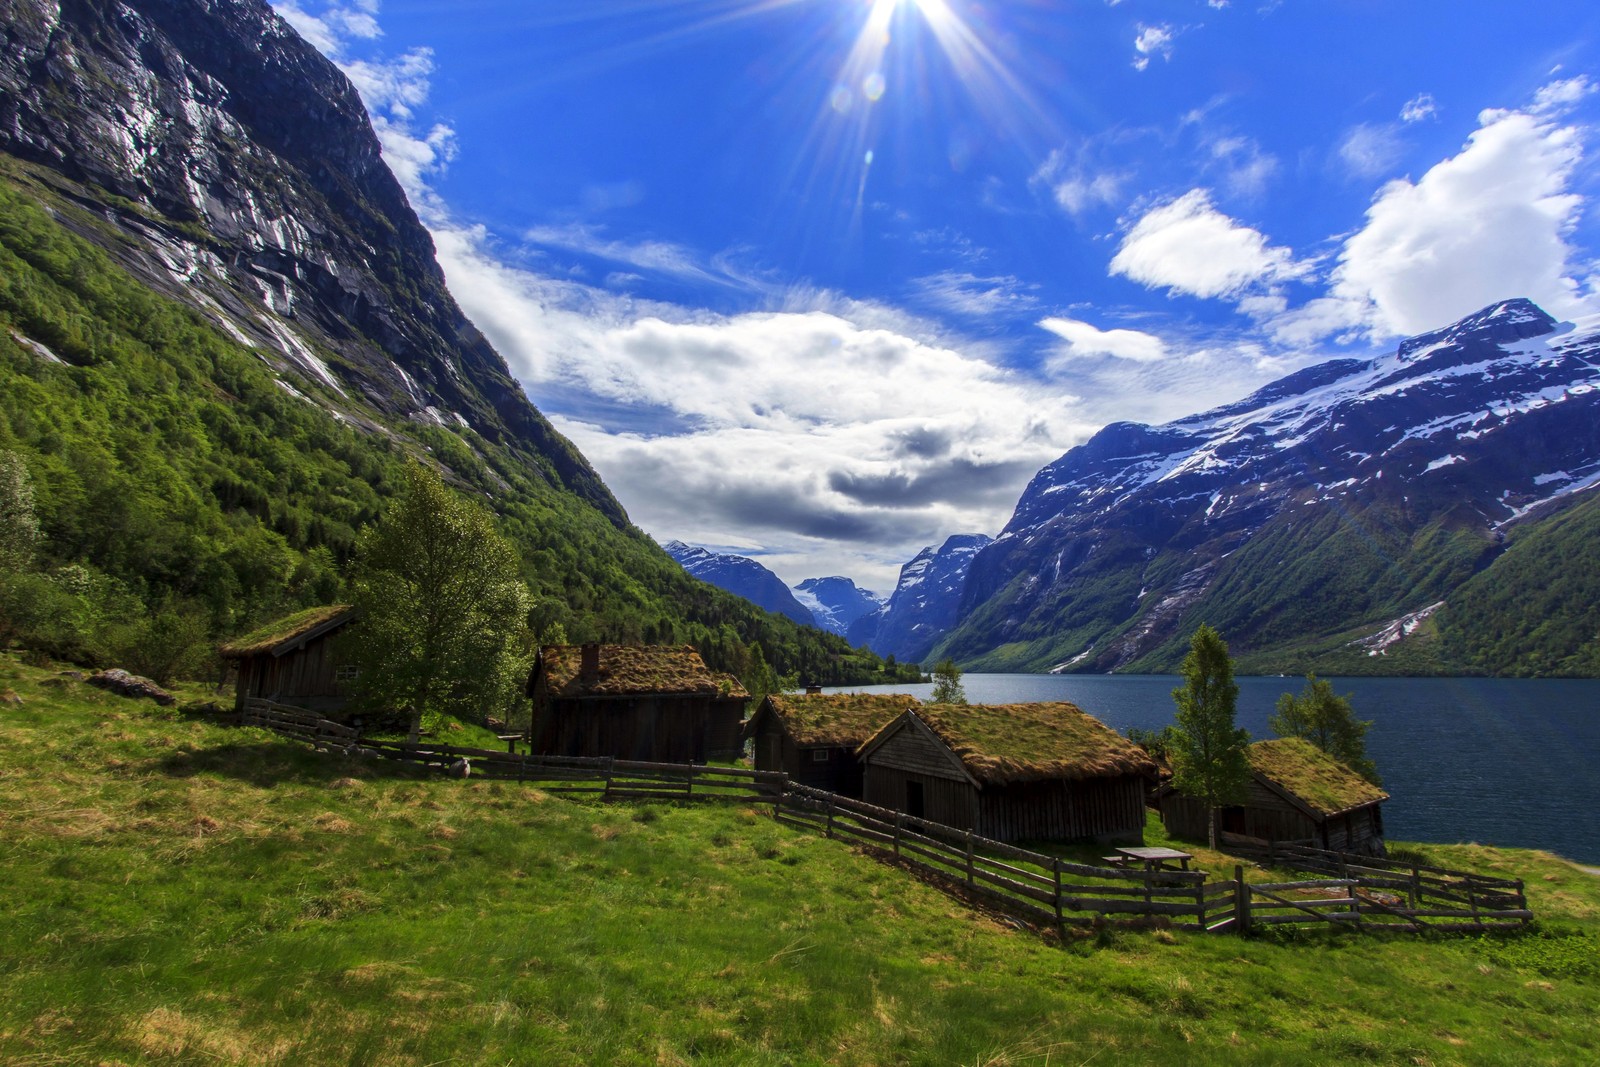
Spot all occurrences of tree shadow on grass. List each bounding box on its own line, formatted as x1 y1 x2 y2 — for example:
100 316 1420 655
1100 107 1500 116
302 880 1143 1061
152 740 431 788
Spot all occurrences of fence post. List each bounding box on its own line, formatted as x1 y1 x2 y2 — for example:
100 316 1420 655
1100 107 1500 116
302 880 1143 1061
1467 879 1481 925
965 830 975 886
1410 865 1421 909
773 777 785 821
826 795 836 839
1196 877 1206 931
1053 859 1064 937
604 756 615 801
1516 879 1529 926
893 812 902 859
687 764 695 800
1234 865 1250 935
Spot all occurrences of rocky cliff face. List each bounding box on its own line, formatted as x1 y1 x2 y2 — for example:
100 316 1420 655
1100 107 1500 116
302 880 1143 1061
0 0 623 522
855 533 992 663
793 576 884 640
942 299 1600 672
663 541 816 627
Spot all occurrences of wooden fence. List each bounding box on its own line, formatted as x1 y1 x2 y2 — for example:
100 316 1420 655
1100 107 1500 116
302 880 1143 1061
233 699 1532 937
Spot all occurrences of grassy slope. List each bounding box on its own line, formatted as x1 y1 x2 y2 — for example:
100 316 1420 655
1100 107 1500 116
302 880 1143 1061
2 654 1598 1066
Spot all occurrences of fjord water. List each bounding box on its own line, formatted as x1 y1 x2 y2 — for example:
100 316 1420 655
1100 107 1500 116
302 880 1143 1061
826 675 1600 864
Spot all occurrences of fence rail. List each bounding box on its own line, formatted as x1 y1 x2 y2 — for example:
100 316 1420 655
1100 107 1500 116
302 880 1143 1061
231 699 1531 937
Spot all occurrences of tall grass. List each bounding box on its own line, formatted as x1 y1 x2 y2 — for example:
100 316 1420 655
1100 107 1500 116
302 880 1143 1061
1 652 1596 1065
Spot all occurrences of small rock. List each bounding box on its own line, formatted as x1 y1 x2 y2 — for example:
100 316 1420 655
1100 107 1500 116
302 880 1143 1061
0 689 22 706
86 669 176 706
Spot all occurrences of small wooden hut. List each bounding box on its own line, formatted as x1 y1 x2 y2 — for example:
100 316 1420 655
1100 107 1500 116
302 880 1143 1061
526 644 749 763
218 605 359 715
1157 738 1390 856
744 692 919 797
857 702 1157 844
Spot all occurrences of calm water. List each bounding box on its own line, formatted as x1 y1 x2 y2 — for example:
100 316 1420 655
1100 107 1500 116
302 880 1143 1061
824 674 1600 865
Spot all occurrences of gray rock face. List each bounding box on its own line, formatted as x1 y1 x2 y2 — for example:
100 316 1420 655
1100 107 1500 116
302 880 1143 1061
792 576 883 639
861 533 992 664
0 0 624 523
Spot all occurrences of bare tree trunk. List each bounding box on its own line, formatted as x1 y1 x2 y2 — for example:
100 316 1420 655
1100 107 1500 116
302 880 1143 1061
1208 805 1218 850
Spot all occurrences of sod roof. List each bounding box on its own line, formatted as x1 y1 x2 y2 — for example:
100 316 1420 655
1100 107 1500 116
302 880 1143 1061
537 645 749 699
863 702 1158 786
762 693 920 747
1249 738 1389 817
218 605 355 658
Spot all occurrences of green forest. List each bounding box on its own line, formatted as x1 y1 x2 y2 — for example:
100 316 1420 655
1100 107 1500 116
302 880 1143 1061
0 173 918 692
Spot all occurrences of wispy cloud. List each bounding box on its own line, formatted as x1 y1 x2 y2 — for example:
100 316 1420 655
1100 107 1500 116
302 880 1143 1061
1039 317 1167 363
910 272 1041 319
1400 92 1437 124
1132 23 1177 71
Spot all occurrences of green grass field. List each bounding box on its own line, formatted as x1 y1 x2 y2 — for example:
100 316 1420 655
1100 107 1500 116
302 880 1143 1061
2 653 1597 1065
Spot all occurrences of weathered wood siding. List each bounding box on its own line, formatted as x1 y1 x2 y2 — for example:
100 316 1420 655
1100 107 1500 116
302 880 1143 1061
532 694 746 763
865 719 971 781
232 638 352 715
864 765 980 829
975 776 1147 845
1160 779 1386 857
750 718 865 795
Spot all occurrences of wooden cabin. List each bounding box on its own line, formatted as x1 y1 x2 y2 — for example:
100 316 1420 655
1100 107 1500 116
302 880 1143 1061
218 605 359 716
1157 737 1390 856
744 691 920 797
857 703 1158 844
526 644 749 763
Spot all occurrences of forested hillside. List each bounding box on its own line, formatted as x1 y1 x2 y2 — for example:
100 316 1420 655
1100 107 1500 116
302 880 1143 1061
0 169 903 686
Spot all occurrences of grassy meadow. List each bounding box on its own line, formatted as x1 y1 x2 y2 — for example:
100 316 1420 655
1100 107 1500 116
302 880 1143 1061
1 652 1597 1066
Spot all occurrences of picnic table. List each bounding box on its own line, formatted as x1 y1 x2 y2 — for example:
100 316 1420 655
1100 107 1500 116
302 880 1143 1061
1106 846 1194 872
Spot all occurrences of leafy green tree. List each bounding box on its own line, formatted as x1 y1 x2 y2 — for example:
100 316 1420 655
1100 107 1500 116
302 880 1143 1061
1270 674 1380 784
351 464 532 742
0 451 38 575
1125 725 1178 764
1170 624 1251 849
930 657 967 704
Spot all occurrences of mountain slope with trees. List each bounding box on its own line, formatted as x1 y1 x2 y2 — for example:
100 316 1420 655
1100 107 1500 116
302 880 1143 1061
0 0 901 687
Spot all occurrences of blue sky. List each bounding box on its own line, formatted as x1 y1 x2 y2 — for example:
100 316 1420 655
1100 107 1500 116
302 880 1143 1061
275 1 1600 593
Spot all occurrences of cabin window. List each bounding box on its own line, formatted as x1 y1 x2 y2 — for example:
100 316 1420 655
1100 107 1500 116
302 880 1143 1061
906 780 925 818
334 665 360 684
811 749 829 762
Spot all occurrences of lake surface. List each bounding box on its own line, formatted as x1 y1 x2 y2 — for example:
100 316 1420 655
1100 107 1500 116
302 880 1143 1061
823 674 1600 865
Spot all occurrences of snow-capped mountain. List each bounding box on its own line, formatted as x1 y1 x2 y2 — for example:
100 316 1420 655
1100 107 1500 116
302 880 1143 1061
793 577 884 639
940 299 1600 673
855 534 993 663
664 541 816 627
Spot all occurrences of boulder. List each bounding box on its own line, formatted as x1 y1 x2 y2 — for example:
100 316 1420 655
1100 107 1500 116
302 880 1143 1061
87 669 176 706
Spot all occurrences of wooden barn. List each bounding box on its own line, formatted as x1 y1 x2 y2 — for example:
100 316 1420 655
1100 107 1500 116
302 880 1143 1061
744 691 920 797
218 605 359 715
857 702 1158 844
1157 737 1390 856
526 644 749 763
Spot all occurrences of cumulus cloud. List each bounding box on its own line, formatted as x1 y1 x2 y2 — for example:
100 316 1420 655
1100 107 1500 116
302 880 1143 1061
1273 83 1597 343
1110 189 1305 300
1038 317 1168 363
429 224 1089 587
1133 24 1176 71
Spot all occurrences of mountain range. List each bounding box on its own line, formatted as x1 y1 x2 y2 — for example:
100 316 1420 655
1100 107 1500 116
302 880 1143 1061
938 298 1600 675
0 0 907 687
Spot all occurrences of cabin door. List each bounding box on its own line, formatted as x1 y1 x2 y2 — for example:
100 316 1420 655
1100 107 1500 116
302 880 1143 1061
766 735 781 771
906 780 925 819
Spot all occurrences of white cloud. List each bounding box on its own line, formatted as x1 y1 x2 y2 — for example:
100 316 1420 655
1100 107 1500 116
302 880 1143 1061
1400 93 1437 124
429 224 1092 588
1038 317 1167 363
1030 145 1125 216
1132 24 1176 71
1207 134 1278 198
1533 76 1595 115
1273 86 1597 342
1110 189 1305 300
1337 123 1403 179
911 272 1040 318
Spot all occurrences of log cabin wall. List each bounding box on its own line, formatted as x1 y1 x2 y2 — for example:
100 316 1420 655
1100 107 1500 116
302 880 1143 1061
863 765 980 830
975 776 1147 844
533 694 747 763
750 717 867 795
231 636 351 715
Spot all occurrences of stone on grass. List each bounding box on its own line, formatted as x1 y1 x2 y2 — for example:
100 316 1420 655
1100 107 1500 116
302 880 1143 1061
86 669 176 706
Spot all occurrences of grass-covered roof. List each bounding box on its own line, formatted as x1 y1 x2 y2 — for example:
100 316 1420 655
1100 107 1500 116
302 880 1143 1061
1249 738 1389 817
867 703 1158 786
539 645 748 699
764 692 920 747
218 605 355 658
